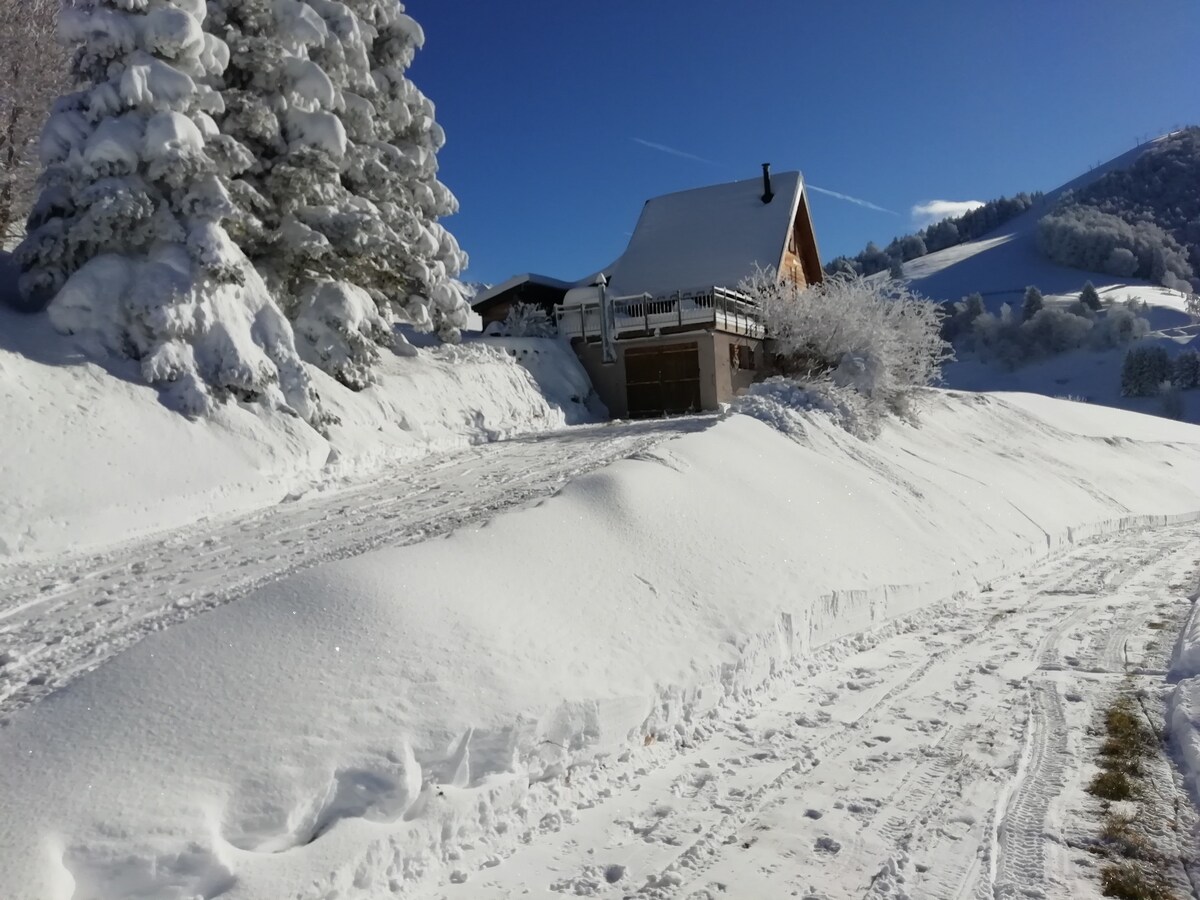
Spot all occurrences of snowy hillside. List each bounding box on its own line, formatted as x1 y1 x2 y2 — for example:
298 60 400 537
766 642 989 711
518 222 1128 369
904 136 1194 322
0 299 599 562
875 136 1199 420
3 392 1200 898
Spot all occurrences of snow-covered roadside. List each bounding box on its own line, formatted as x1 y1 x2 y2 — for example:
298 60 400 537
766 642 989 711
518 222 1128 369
1169 583 1200 806
3 392 1200 899
0 305 598 563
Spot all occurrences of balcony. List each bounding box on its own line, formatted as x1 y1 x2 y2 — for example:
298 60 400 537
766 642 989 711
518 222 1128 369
555 286 765 341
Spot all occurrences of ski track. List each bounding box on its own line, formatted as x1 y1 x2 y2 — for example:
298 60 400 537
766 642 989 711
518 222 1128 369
0 418 713 718
420 522 1200 900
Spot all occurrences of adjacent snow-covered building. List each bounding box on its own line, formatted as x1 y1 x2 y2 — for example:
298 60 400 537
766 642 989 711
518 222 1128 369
474 165 823 417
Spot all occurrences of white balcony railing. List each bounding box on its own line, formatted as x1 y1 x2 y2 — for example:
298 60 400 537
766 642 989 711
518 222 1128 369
555 286 764 340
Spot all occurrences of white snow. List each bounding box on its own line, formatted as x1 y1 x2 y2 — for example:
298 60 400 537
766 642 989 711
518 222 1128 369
477 335 608 420
1169 575 1200 806
2 391 1199 898
283 108 347 159
605 171 803 297
0 304 598 562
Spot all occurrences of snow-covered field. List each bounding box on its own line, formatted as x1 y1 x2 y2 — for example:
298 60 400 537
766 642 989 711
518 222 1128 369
2 391 1200 899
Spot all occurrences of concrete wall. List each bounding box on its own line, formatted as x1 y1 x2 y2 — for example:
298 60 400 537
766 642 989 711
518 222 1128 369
712 333 764 404
572 331 760 416
573 340 630 418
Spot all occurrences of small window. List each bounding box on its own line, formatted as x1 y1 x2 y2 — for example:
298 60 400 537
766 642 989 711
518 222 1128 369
729 344 756 370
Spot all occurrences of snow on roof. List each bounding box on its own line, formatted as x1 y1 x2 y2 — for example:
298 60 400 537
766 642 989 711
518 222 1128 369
471 273 575 309
606 171 804 297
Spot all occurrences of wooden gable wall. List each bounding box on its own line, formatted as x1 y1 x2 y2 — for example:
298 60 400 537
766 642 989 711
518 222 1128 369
780 192 823 287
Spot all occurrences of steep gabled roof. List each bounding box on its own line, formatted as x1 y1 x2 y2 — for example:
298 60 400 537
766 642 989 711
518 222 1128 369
606 171 805 297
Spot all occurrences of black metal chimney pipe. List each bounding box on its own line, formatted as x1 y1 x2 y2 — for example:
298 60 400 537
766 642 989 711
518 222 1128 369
761 163 774 203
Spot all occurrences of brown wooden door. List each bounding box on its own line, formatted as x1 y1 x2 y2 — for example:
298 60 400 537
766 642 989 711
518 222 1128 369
624 343 701 417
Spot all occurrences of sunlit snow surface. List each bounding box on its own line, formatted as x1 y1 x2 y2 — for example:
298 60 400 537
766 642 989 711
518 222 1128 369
2 390 1200 899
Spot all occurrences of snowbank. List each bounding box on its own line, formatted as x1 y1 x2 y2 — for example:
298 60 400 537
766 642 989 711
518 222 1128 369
2 392 1200 899
1169 581 1200 803
0 308 598 561
475 335 607 422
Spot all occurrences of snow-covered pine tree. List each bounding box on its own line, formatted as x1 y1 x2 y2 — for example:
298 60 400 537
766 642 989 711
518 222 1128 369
1079 280 1101 311
1173 348 1200 390
204 0 395 389
14 0 324 422
1121 344 1170 396
340 1 470 343
208 0 469 385
1021 285 1044 321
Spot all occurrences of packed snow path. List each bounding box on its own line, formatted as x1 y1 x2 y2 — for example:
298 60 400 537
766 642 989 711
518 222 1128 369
0 417 713 718
418 522 1200 900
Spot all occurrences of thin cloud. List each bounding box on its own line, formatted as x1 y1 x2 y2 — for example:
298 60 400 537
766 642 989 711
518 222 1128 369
806 184 898 216
630 138 717 165
911 199 985 228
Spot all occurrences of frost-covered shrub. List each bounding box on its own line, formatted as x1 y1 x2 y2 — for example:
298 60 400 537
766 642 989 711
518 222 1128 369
732 376 878 440
13 0 324 422
743 270 951 416
965 301 1147 369
940 292 985 343
1089 304 1150 348
1020 306 1093 355
498 301 555 338
1121 345 1171 397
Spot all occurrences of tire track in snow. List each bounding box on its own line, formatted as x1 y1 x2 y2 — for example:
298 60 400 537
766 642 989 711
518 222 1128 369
991 682 1068 899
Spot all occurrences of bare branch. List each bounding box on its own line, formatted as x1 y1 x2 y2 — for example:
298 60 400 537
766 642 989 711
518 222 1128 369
0 0 71 247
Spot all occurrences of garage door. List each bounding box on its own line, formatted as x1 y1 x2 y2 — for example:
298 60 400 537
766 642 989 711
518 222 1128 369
624 343 701 418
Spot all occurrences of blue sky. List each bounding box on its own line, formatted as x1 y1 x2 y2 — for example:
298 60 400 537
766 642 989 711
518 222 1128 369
407 1 1200 286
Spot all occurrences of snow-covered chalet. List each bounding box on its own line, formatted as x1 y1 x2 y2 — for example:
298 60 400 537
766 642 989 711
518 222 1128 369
473 165 823 418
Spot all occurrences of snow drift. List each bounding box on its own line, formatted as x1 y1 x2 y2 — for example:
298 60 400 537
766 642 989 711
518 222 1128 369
2 392 1200 899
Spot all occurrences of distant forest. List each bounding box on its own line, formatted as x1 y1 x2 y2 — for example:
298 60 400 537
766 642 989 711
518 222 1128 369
1037 127 1200 289
824 193 1043 278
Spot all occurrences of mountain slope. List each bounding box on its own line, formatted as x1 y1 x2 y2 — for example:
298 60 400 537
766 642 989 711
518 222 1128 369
905 135 1194 328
